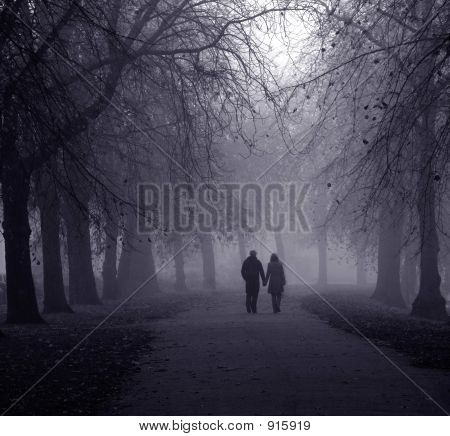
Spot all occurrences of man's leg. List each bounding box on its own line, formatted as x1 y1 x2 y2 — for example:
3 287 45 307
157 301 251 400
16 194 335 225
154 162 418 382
251 291 259 313
245 293 252 313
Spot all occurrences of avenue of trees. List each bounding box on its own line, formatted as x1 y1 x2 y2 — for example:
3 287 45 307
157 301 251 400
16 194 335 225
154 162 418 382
0 0 449 324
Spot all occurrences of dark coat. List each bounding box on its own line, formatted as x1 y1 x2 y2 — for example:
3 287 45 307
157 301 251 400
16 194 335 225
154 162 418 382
266 261 286 294
241 256 266 294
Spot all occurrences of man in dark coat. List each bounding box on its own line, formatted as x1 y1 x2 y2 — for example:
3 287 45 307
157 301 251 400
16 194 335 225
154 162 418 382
241 250 266 314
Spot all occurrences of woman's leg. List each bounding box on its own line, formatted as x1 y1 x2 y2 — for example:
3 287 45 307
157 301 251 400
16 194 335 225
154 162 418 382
277 294 282 312
271 294 278 313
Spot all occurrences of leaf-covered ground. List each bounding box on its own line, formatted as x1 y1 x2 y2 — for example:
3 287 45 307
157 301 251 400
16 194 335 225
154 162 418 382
0 292 205 415
299 293 450 371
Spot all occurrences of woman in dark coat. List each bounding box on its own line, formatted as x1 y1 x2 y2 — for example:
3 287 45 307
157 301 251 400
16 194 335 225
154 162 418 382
264 253 286 313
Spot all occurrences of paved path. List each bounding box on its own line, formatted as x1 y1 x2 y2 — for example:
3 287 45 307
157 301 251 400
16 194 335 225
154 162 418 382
110 292 450 415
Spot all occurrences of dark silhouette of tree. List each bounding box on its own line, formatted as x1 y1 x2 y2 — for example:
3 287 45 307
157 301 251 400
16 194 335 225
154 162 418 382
35 165 72 313
372 201 405 308
199 233 216 290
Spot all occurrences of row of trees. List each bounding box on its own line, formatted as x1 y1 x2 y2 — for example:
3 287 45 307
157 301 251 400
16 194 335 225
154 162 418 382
0 0 299 323
281 0 449 319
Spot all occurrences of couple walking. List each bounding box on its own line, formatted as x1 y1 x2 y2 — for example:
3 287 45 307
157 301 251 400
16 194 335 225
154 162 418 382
241 250 286 314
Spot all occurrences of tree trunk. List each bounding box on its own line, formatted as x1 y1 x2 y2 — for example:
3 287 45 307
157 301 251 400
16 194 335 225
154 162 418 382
411 181 446 319
401 246 418 305
442 262 450 306
127 237 161 295
117 238 132 298
315 183 328 290
173 232 188 292
316 227 328 289
63 194 100 305
411 170 447 319
117 212 134 297
410 105 447 320
36 172 72 313
440 248 450 304
1 159 43 323
118 211 160 296
199 233 216 290
102 212 119 300
171 189 188 292
372 204 405 308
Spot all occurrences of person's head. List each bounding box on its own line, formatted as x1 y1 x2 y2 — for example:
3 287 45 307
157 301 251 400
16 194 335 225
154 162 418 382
270 253 279 263
249 250 257 258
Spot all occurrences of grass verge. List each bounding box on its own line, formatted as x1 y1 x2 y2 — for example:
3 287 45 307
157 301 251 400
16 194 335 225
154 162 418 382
300 293 450 371
0 292 199 415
